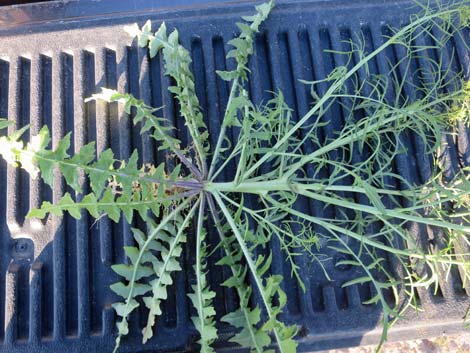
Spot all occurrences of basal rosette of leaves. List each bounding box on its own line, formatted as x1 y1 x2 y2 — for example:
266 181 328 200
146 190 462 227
1 1 470 352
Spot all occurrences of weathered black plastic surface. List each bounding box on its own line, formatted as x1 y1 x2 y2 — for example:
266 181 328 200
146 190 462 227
0 0 469 352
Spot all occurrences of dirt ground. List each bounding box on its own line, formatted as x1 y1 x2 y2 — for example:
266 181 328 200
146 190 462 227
324 333 470 353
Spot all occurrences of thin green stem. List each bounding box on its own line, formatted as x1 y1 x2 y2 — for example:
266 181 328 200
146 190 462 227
194 193 208 347
206 194 264 353
209 178 407 196
212 191 287 353
264 194 470 266
210 139 244 182
297 188 470 233
208 178 470 233
241 7 461 180
282 113 429 181
208 79 239 179
217 191 330 281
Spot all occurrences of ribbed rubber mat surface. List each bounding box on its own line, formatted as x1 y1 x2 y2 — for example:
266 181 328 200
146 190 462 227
0 1 469 352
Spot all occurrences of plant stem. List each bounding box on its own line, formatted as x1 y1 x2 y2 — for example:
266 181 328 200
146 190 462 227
241 7 461 180
297 188 470 232
171 143 203 181
206 178 289 194
212 191 287 353
216 191 330 281
194 192 207 346
207 178 470 233
263 194 470 266
281 112 434 181
208 79 239 179
206 193 264 353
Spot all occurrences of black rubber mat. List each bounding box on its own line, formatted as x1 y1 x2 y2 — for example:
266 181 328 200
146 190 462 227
0 0 469 352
